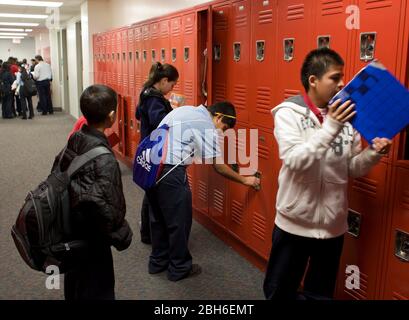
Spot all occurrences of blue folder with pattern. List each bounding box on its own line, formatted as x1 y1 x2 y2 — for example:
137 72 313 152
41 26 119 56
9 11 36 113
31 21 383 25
329 61 409 143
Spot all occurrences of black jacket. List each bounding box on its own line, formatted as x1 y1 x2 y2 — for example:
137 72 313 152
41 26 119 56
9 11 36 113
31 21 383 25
135 87 173 140
52 125 133 251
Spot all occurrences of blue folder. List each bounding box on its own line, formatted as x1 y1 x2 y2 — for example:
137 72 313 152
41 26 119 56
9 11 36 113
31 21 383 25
329 61 409 143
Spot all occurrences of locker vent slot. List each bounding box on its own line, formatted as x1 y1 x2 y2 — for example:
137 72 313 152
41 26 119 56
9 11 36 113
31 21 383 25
151 24 159 39
321 0 344 15
287 4 304 20
184 19 194 34
402 190 409 210
258 10 273 24
161 22 169 38
284 89 300 99
172 19 181 36
352 177 377 197
232 200 244 225
235 13 247 28
252 212 266 241
187 173 193 189
256 87 271 114
234 85 246 111
214 83 226 102
344 270 368 300
213 189 224 214
184 80 194 101
393 292 408 300
365 0 393 10
258 144 269 160
135 28 141 41
198 181 208 203
215 11 228 31
143 26 149 40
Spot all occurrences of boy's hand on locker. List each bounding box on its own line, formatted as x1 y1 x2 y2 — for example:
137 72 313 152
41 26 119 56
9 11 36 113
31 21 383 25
371 137 392 155
243 176 261 190
328 99 356 123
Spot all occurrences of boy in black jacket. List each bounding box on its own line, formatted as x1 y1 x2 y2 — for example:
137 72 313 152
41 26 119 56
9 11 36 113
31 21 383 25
52 85 133 300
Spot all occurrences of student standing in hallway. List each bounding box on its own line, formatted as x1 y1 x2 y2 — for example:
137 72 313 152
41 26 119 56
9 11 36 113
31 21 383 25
32 55 53 115
264 48 392 300
135 62 179 245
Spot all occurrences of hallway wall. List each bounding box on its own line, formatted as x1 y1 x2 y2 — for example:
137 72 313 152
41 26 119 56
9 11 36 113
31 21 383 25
0 38 35 62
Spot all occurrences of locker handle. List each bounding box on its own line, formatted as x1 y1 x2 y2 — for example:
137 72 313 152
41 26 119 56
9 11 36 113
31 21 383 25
347 209 361 238
130 119 134 129
254 171 261 191
360 32 377 61
136 121 141 133
259 135 266 142
395 230 409 262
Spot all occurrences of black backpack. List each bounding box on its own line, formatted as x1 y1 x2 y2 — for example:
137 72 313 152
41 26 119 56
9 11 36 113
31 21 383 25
11 146 111 273
21 70 37 97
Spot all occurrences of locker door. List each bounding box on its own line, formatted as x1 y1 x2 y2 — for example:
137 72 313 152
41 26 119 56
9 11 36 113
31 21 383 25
150 21 160 66
227 125 250 242
93 35 98 83
212 2 231 103
128 28 135 98
276 0 314 101
112 95 122 154
142 24 151 86
192 164 210 216
182 12 196 106
107 33 112 87
134 26 143 98
123 96 132 158
249 0 277 129
116 30 121 92
382 166 409 299
335 162 389 299
247 129 278 259
122 29 129 96
170 16 183 95
227 0 251 124
160 20 170 64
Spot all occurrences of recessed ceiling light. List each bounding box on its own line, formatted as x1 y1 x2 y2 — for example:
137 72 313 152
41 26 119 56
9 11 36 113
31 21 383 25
0 32 28 36
0 36 24 39
25 29 33 32
0 28 25 32
0 22 39 26
0 1 62 7
0 13 48 19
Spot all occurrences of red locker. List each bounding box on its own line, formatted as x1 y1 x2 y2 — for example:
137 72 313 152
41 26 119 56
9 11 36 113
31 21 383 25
227 0 251 124
160 20 170 64
150 21 160 66
212 2 231 103
142 24 151 86
192 164 210 216
128 28 135 98
106 32 112 87
249 0 277 129
382 166 409 299
123 95 133 158
247 129 278 259
335 162 390 299
115 30 121 92
182 12 196 105
134 26 143 96
170 16 183 94
121 28 129 96
276 0 314 100
227 125 250 242
93 35 98 83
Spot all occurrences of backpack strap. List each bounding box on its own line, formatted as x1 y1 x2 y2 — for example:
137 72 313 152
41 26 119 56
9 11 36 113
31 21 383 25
66 146 111 178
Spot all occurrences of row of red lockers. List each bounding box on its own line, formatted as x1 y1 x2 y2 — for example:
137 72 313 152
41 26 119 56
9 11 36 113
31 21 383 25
93 0 409 299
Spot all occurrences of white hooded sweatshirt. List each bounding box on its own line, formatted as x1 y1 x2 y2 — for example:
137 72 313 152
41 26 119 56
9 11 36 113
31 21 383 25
272 95 382 239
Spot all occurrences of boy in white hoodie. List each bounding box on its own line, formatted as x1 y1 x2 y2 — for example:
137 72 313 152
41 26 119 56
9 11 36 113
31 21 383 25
263 48 392 300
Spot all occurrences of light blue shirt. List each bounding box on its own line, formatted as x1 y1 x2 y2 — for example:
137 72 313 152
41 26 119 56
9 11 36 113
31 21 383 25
158 105 222 165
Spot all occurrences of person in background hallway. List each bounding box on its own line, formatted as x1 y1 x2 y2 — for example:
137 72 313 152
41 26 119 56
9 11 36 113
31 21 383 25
135 62 179 245
1 62 15 119
30 59 36 73
17 64 34 119
32 55 53 115
263 48 393 300
52 84 133 300
8 57 21 117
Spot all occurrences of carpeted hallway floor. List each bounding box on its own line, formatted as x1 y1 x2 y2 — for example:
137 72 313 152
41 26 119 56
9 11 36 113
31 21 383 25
0 112 264 300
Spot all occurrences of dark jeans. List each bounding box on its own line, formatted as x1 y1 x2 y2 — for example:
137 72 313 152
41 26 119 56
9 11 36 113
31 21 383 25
20 94 34 118
146 165 193 281
14 95 21 115
263 225 344 300
2 93 14 118
37 80 53 114
140 194 151 243
64 245 115 300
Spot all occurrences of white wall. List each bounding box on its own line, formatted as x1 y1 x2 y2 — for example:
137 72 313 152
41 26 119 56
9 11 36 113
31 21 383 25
67 16 82 118
81 0 111 88
0 38 35 62
108 0 212 28
34 30 51 62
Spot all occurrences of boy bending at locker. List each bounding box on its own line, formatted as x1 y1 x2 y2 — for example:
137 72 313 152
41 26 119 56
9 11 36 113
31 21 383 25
264 48 392 299
52 85 133 300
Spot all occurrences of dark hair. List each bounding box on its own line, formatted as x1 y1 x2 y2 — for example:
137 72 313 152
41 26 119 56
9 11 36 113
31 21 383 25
22 59 27 64
80 85 118 125
143 62 179 88
301 48 344 92
2 62 10 71
35 55 43 61
208 101 237 128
